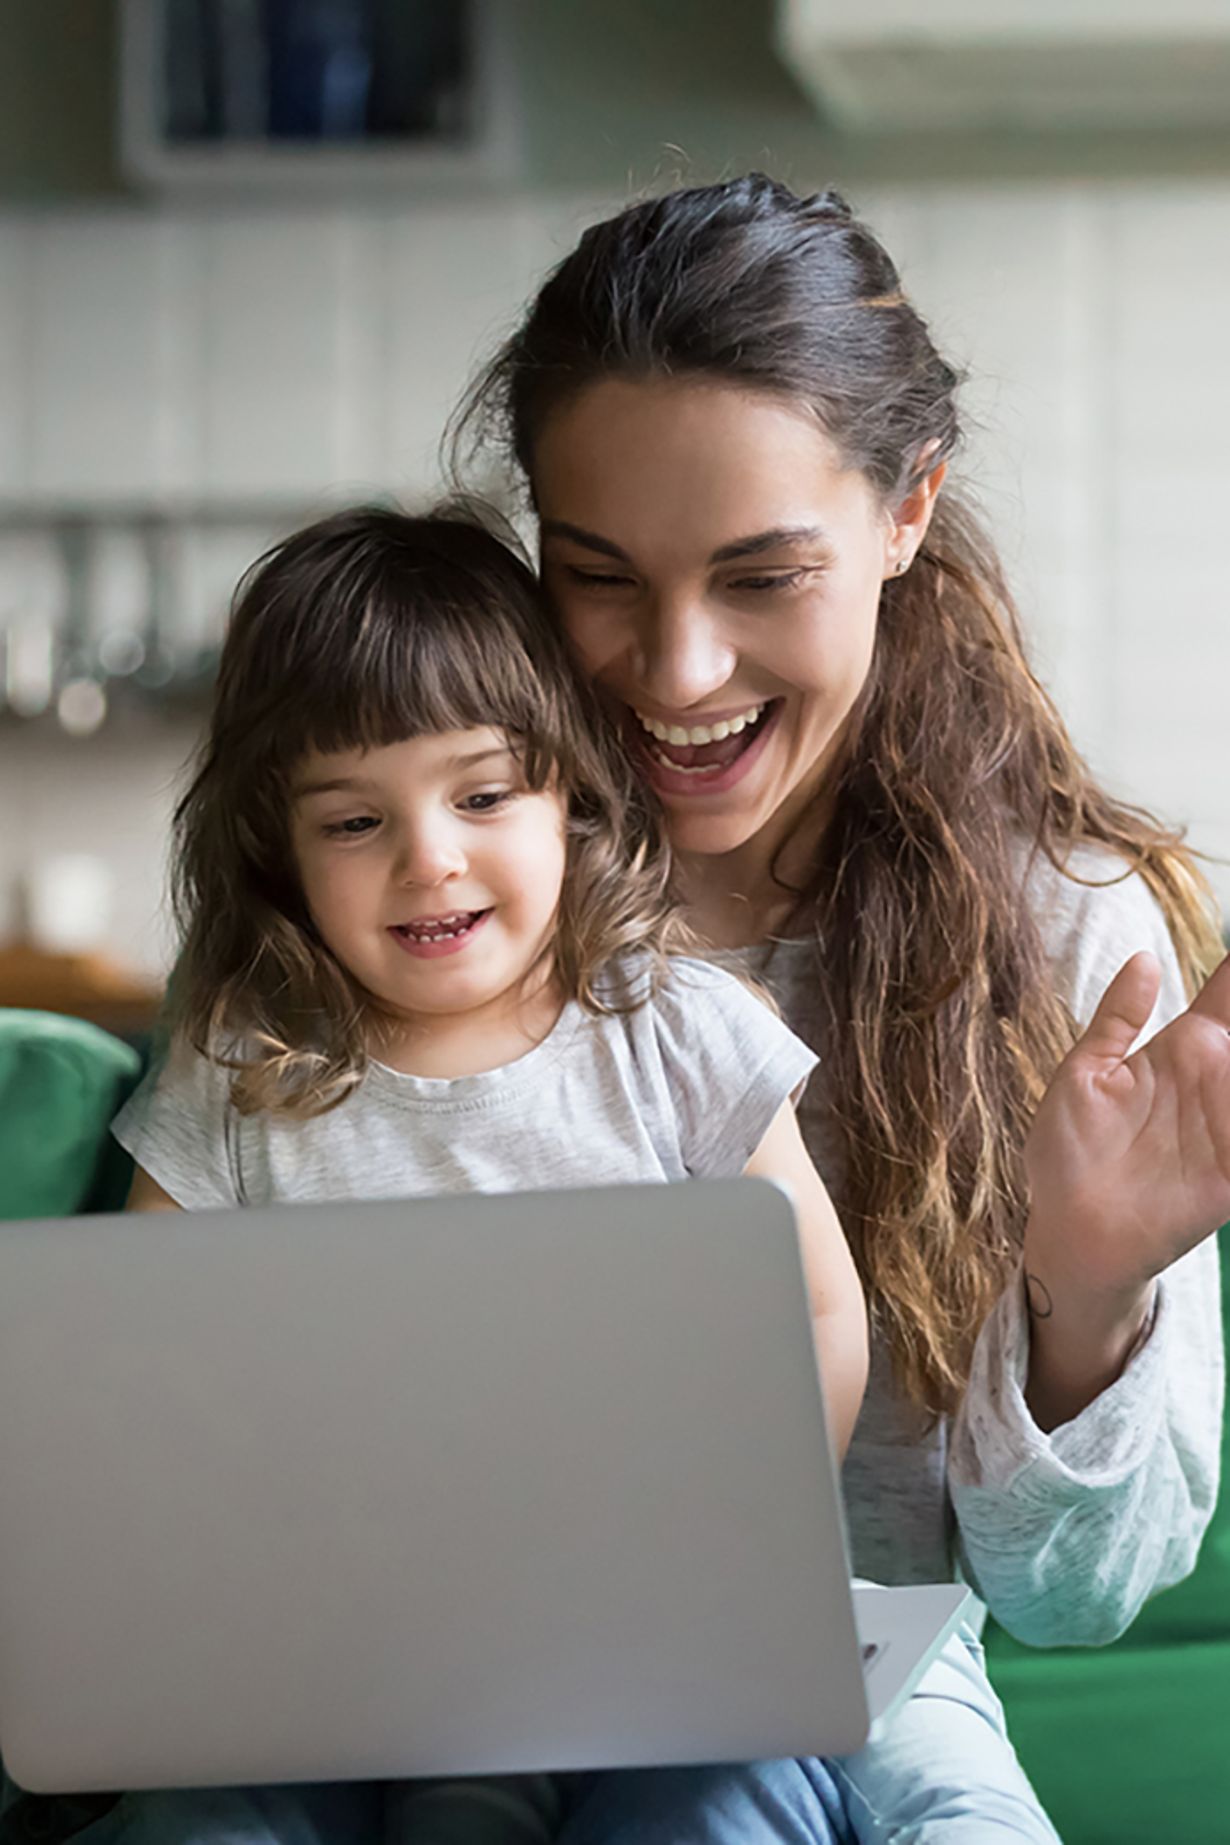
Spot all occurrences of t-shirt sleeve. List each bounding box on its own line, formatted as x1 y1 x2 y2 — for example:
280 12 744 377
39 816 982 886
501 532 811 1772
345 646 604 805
650 958 818 1178
111 1034 243 1209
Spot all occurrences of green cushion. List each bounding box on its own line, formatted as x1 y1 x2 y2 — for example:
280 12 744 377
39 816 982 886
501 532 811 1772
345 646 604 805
991 1639 1230 1844
0 1011 141 1221
987 1221 1230 1840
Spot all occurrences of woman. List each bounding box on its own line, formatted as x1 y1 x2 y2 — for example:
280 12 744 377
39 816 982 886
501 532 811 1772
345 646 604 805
452 173 1230 1841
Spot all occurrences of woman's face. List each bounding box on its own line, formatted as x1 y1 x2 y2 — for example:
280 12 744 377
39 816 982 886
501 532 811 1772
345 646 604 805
535 377 935 863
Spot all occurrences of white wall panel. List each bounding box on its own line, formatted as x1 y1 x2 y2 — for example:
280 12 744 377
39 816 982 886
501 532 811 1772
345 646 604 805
1102 187 1230 853
385 203 544 503
195 212 355 499
26 216 174 501
0 220 30 498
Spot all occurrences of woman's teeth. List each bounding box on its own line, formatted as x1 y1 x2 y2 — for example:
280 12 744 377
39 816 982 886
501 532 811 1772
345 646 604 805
636 704 762 746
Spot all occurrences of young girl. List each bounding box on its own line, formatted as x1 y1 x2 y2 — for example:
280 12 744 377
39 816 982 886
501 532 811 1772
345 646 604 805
104 505 1056 1845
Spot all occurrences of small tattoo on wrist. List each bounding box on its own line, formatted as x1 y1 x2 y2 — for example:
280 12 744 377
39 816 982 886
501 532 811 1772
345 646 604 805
1024 1273 1054 1320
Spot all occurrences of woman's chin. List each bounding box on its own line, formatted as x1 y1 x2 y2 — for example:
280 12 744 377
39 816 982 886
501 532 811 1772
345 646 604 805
659 802 768 858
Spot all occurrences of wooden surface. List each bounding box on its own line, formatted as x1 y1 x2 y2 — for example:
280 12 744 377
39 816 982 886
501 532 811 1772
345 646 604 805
0 941 163 1036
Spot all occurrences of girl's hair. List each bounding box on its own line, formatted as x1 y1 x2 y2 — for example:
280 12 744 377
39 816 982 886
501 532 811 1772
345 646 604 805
456 173 1224 1417
172 504 688 1117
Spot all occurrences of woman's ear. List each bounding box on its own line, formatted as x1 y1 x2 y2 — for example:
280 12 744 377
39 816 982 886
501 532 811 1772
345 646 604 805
884 444 947 581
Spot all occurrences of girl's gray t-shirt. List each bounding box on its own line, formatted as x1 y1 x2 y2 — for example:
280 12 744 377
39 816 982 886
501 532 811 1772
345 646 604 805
112 957 817 1211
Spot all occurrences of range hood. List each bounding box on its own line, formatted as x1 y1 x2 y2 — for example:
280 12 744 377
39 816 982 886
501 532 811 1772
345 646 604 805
776 0 1230 133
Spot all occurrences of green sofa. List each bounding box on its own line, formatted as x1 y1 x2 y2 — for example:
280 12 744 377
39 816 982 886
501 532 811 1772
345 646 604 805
983 1226 1230 1842
2 1007 1227 1842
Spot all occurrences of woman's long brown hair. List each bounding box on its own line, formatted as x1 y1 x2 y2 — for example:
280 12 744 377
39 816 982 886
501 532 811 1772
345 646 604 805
172 504 690 1118
454 175 1224 1416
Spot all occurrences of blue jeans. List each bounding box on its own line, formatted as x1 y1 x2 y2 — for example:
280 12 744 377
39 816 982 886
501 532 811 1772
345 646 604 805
0 1627 1058 1843
556 1627 1059 1843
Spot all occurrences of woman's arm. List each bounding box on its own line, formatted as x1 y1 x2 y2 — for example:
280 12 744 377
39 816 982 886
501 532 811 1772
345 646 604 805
1022 949 1230 1427
951 1232 1221 1644
125 1162 184 1212
950 925 1229 1645
744 1100 869 1461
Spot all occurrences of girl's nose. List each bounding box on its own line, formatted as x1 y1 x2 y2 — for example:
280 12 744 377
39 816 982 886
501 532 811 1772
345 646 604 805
633 597 736 712
395 822 467 887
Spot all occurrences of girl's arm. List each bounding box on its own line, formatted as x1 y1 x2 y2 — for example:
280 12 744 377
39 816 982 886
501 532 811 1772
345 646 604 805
125 1163 184 1212
744 1100 869 1461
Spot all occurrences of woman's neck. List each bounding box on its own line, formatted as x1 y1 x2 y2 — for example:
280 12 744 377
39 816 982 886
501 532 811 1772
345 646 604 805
675 850 798 950
676 793 830 951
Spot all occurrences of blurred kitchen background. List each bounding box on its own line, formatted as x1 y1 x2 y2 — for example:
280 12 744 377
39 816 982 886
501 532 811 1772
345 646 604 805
2 0 1229 1030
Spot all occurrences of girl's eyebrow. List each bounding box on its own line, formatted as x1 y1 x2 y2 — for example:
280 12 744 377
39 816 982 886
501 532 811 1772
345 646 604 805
294 774 369 800
447 746 516 771
541 519 832 564
294 748 513 800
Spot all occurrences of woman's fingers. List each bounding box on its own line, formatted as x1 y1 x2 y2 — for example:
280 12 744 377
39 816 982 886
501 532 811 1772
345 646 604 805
1188 949 1230 1029
1069 950 1162 1072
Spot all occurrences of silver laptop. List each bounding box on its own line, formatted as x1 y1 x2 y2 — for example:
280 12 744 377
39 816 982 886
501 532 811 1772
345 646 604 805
0 1179 968 1794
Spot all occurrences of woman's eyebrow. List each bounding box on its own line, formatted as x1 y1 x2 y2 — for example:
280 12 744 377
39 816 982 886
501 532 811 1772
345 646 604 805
709 524 831 563
541 519 831 565
540 520 631 561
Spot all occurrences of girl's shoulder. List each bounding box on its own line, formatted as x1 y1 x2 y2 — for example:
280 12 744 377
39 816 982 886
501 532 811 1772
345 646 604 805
595 950 776 1017
596 950 811 1078
111 1029 246 1209
590 954 817 1180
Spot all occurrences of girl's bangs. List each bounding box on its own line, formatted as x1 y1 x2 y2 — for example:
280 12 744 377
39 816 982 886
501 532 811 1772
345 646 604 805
278 593 567 785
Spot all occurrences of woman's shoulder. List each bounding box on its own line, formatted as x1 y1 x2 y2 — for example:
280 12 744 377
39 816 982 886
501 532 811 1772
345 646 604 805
1018 839 1185 1031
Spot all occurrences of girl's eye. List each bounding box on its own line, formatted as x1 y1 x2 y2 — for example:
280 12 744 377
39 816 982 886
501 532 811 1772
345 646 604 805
322 815 378 838
461 790 514 814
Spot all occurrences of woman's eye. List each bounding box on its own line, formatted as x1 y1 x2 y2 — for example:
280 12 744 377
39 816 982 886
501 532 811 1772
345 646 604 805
729 569 807 594
565 567 635 591
322 815 378 838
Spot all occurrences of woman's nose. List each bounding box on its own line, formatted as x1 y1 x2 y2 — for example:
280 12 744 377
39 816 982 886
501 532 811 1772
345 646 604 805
634 598 735 711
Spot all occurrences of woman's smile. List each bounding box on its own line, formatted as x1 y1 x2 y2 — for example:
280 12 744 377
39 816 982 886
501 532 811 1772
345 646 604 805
623 697 782 797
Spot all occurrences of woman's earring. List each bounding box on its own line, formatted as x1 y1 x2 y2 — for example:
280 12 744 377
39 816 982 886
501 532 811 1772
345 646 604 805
895 557 910 575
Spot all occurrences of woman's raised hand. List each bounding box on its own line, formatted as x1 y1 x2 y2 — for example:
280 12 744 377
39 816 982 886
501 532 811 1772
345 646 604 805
1024 949 1230 1311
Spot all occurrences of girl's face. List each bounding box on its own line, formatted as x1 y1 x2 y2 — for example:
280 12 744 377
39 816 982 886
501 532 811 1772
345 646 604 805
535 377 938 865
290 728 567 1051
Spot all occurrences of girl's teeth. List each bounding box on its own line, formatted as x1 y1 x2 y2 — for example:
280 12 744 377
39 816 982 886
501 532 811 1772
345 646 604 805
403 911 477 940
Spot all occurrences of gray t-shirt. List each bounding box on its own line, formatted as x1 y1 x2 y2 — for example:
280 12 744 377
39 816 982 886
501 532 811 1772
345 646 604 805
112 958 817 1211
719 845 1224 1644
